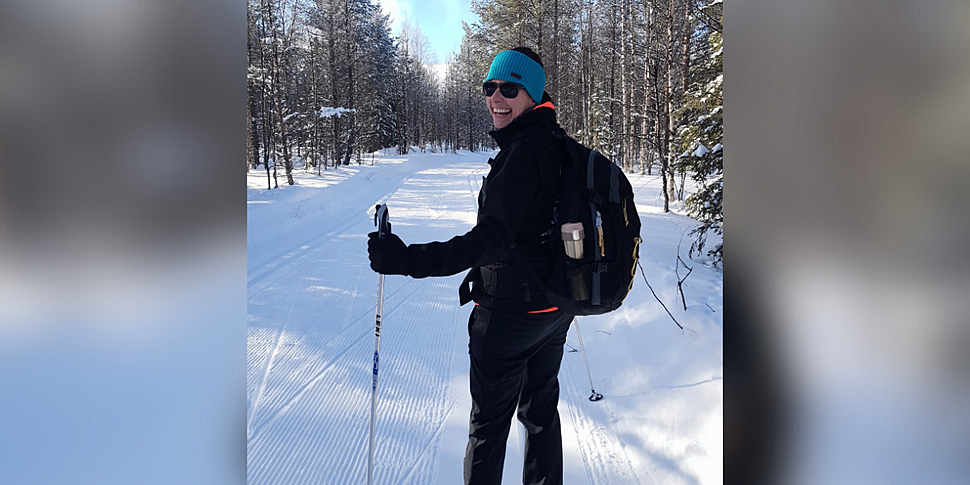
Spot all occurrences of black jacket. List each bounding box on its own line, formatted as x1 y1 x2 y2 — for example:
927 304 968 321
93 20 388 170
404 103 567 312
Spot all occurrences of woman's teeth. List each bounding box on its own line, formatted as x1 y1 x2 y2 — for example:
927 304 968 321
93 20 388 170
493 108 511 114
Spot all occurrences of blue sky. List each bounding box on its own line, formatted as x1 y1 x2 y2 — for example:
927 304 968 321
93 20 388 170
375 0 481 63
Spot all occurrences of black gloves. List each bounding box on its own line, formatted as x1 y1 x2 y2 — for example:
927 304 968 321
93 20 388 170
367 231 410 275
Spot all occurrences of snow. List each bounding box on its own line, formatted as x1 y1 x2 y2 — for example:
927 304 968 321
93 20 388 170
247 150 722 484
692 144 710 157
317 107 356 118
712 143 722 153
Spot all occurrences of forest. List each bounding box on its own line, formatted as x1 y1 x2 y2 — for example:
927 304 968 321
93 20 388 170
247 0 722 263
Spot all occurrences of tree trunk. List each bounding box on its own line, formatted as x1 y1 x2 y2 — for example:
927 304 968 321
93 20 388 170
535 0 543 57
683 0 691 99
246 85 253 172
343 0 356 166
608 7 617 156
581 0 593 146
309 36 320 175
620 0 629 171
652 60 660 174
466 74 472 151
641 0 653 176
266 0 293 185
328 5 340 167
552 0 559 107
246 13 253 173
662 0 673 212
249 96 260 171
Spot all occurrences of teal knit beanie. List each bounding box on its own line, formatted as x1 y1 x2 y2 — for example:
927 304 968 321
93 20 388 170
483 50 546 105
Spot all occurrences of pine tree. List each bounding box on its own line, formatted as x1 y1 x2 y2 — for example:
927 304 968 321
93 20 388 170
674 6 722 264
355 5 397 155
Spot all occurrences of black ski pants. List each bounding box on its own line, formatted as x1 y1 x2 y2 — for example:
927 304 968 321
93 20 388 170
463 305 573 485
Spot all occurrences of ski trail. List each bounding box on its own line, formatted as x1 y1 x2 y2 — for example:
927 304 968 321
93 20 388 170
247 277 426 442
560 330 646 485
248 154 490 485
246 156 441 300
250 197 452 432
248 276 462 485
246 158 421 268
395 394 461 485
249 151 698 485
246 211 361 294
248 287 299 439
248 150 721 485
246 209 358 278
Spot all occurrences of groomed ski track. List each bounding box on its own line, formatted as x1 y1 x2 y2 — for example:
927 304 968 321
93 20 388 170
247 149 722 485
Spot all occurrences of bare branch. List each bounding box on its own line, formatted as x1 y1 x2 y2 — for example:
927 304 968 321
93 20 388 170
637 261 684 331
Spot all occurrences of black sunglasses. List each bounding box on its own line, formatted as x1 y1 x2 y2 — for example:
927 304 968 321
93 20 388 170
482 81 524 98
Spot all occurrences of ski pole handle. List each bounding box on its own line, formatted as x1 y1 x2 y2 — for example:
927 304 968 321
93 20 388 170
374 204 390 239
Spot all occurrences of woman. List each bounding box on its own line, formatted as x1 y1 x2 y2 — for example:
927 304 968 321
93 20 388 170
369 47 571 485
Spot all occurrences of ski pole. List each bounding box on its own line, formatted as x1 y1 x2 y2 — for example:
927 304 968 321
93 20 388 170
573 319 603 402
368 203 390 485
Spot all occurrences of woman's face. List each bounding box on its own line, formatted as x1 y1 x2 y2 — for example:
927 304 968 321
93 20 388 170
485 81 536 130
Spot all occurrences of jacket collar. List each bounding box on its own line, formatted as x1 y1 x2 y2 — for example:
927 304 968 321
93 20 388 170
489 103 557 150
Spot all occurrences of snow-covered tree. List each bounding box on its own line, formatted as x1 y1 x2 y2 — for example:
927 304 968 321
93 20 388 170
674 8 722 264
356 6 397 154
246 0 721 214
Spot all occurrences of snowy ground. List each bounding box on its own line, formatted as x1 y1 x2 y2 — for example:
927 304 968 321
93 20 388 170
247 149 722 485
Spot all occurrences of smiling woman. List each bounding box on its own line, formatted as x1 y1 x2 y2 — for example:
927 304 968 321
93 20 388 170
366 46 575 484
484 80 534 129
482 48 546 129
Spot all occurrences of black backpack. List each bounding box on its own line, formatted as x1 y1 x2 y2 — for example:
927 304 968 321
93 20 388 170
513 129 642 316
